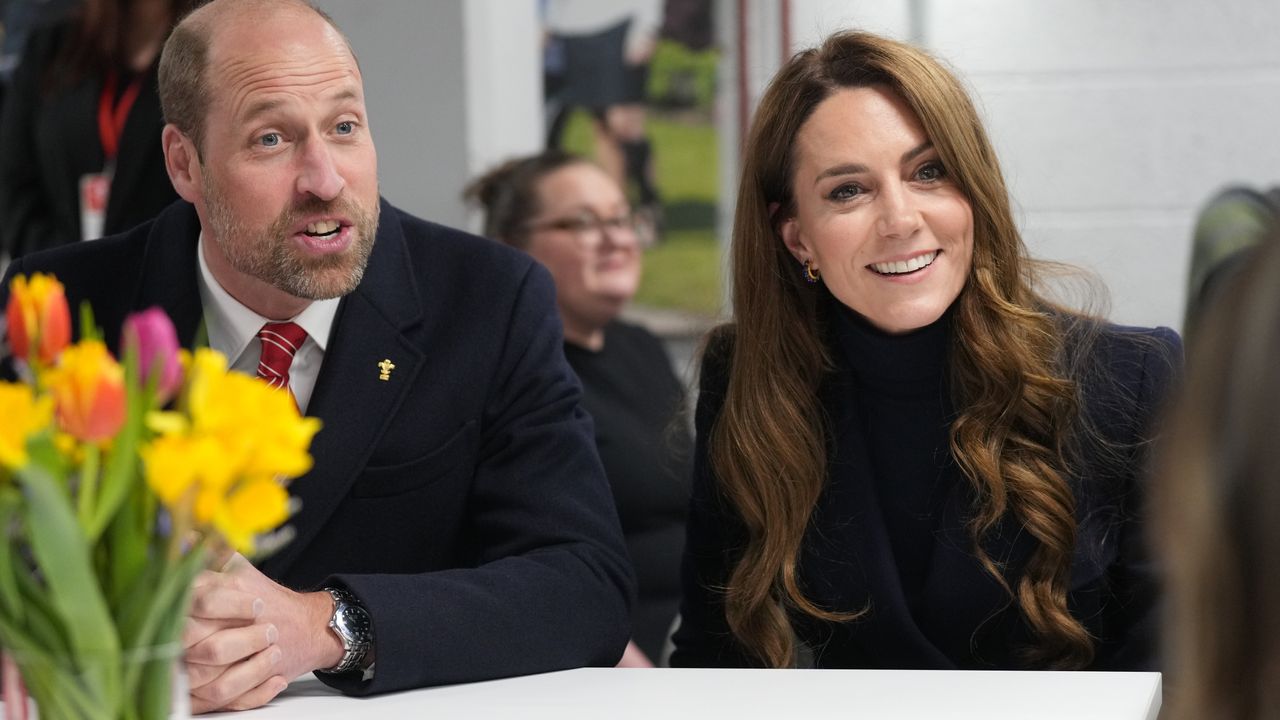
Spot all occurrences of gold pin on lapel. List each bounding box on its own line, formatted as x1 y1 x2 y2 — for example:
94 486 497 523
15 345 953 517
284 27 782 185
377 358 395 381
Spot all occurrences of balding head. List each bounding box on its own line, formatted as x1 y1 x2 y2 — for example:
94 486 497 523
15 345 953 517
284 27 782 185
158 0 356 154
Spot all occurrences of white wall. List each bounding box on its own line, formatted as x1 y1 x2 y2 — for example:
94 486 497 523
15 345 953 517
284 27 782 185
756 0 1280 331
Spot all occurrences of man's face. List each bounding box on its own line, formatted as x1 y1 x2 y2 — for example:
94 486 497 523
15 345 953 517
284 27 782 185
194 8 380 312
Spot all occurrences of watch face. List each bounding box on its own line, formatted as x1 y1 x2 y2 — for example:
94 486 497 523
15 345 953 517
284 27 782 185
333 597 371 645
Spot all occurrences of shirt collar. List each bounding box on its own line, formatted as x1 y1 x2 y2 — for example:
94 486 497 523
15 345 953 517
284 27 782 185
195 233 339 360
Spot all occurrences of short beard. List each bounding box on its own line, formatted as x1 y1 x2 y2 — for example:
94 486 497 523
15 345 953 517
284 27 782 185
203 172 380 301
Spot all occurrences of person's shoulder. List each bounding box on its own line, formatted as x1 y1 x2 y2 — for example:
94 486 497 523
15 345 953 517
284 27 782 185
1084 320 1182 376
382 203 537 279
607 318 663 348
697 323 737 394
1063 316 1183 422
10 221 147 277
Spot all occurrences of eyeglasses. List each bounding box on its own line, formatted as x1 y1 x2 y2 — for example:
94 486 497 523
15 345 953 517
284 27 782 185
525 209 656 249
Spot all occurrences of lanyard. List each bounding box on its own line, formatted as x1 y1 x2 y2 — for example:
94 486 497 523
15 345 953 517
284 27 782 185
97 69 144 162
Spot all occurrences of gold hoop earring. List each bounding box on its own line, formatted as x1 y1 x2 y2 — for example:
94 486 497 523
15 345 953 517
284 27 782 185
803 259 820 283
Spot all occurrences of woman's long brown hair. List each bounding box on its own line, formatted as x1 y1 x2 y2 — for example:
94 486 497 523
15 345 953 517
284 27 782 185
713 30 1094 668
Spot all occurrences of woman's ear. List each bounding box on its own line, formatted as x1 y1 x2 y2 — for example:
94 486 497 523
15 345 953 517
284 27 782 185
776 211 810 266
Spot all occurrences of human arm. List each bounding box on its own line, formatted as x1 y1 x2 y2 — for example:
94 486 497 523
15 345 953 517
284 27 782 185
1090 325 1183 670
313 261 635 695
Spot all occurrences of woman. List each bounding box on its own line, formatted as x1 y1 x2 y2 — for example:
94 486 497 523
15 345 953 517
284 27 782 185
0 0 189 259
669 31 1181 671
1156 239 1280 719
466 150 691 666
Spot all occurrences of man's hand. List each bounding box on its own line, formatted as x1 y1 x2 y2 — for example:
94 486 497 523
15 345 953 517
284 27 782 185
184 554 343 714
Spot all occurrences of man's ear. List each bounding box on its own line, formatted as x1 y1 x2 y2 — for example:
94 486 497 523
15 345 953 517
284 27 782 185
162 124 202 203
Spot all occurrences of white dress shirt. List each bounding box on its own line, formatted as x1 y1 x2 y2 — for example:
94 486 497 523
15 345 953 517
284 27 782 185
195 234 338 414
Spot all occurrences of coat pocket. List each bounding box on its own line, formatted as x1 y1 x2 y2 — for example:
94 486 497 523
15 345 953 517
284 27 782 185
351 420 479 498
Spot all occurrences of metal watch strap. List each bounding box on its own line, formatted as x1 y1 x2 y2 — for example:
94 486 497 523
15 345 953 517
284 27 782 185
319 587 373 675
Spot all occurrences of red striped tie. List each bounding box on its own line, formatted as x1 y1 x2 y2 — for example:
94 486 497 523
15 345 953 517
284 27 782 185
256 321 308 394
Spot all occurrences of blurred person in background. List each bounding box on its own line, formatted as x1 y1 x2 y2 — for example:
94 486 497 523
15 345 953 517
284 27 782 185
543 0 663 229
1156 236 1280 720
1181 185 1280 345
467 149 691 667
0 0 188 261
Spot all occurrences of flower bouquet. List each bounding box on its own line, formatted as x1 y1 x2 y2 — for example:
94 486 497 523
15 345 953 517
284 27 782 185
0 274 320 719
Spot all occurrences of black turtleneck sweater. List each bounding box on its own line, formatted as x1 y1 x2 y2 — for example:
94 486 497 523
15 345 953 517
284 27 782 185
828 306 955 611
564 320 692 661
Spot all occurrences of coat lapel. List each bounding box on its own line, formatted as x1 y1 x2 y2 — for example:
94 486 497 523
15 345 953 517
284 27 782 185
131 202 205 349
258 201 425 579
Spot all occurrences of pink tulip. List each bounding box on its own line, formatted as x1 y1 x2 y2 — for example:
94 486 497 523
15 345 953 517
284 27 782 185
122 308 182 403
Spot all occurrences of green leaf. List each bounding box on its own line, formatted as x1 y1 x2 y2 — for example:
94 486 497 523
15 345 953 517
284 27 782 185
106 481 151 609
120 542 205 702
87 340 146 541
17 456 121 712
78 301 101 344
0 490 25 621
13 560 72 657
0 613 99 719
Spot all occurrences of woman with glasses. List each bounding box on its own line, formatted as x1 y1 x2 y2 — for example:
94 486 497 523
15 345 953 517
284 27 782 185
466 150 690 667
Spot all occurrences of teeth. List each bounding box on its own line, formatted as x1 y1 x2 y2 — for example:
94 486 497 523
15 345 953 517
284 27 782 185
872 251 937 275
305 220 339 235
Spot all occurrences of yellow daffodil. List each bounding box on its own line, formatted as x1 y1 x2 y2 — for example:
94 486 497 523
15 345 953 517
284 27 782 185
0 382 53 470
214 478 291 555
140 347 319 553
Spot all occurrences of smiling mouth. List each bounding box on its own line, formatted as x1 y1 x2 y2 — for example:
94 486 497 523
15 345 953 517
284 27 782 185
303 220 342 238
869 250 939 276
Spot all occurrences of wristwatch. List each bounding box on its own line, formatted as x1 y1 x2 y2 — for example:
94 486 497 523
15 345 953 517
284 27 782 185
319 587 373 675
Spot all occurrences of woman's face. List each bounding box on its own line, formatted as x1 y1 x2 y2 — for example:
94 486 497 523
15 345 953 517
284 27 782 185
524 163 643 332
780 85 974 334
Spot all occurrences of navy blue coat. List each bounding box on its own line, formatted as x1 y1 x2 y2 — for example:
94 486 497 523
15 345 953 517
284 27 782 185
671 313 1181 671
0 199 635 695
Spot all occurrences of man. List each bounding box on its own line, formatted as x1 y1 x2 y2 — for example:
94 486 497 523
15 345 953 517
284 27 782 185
0 0 634 713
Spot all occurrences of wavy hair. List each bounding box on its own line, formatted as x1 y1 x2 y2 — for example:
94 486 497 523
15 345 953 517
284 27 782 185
713 30 1094 668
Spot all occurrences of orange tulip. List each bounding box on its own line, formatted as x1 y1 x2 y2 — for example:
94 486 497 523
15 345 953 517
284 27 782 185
47 340 126 443
5 273 71 365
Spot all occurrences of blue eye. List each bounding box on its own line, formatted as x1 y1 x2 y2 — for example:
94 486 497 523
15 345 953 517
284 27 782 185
828 183 863 201
259 132 280 147
336 121 354 135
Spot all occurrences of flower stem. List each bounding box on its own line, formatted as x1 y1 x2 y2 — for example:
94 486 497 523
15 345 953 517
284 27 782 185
76 443 101 530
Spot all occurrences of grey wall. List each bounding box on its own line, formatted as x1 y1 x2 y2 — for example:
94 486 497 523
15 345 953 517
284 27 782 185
317 0 542 231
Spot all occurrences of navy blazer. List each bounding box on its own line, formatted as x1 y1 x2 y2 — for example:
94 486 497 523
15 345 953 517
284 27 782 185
671 317 1181 670
0 199 635 695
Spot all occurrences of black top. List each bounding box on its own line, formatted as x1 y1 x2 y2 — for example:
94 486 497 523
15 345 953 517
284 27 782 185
0 22 179 258
565 320 692 661
830 305 955 613
671 302 1182 671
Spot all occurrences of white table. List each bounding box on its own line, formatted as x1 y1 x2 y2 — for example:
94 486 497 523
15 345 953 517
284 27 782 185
208 668 1161 719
